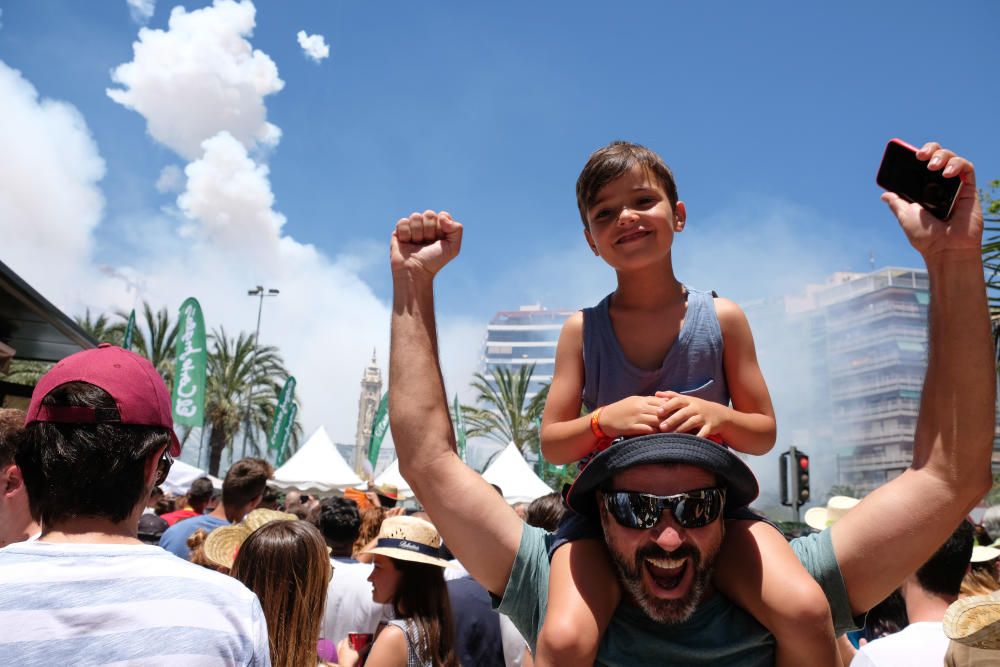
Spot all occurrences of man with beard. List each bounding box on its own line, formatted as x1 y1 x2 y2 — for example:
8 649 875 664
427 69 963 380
386 142 994 665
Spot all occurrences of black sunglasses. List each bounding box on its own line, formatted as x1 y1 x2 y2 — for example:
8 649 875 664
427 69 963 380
155 451 174 486
602 487 726 530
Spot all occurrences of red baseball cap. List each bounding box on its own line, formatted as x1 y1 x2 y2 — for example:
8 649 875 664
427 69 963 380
25 343 181 456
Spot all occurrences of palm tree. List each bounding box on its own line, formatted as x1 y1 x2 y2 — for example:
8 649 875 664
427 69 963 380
460 364 549 458
203 327 300 476
3 360 51 386
115 302 179 389
75 310 123 346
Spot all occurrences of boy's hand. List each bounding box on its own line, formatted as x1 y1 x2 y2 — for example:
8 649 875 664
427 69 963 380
600 396 668 438
655 391 728 439
881 142 982 259
391 210 463 277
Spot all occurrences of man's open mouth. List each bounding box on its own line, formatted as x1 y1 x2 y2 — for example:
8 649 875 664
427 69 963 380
644 555 689 592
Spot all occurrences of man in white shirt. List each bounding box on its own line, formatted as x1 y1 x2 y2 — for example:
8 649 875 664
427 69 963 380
0 344 270 665
851 521 974 666
316 495 390 645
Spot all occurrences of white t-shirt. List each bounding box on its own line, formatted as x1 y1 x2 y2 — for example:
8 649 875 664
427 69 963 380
0 541 270 666
321 557 391 645
850 622 949 667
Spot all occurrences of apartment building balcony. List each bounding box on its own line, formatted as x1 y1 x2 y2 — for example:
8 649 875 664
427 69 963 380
825 302 926 333
830 376 924 402
833 399 921 423
836 447 913 474
828 326 927 355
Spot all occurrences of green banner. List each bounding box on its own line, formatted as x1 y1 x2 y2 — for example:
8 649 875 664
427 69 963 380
268 376 296 453
367 392 389 469
171 297 207 427
454 394 467 462
123 309 136 351
277 402 297 466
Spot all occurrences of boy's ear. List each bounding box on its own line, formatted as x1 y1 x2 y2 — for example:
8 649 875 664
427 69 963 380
674 201 687 232
583 227 600 256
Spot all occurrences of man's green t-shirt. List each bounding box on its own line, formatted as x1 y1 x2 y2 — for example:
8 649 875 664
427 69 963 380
496 525 858 666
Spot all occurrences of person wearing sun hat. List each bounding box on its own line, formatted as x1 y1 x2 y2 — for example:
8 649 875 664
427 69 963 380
385 161 995 667
337 515 459 667
0 344 270 664
804 496 861 532
203 508 297 570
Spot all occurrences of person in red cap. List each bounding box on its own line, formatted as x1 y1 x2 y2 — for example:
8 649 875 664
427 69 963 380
0 344 271 665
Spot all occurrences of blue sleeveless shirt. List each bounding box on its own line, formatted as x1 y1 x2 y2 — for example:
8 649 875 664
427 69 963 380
581 287 729 412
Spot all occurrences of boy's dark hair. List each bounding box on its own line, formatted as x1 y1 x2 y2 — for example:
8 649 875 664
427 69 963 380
17 382 170 525
525 491 568 532
315 496 361 545
0 408 27 468
188 477 214 504
915 519 974 597
576 140 679 227
221 457 273 509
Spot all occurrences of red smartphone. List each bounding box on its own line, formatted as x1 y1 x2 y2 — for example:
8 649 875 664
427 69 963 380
876 138 962 221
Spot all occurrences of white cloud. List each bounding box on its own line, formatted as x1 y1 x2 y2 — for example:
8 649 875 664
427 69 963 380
0 61 107 302
1 3 486 458
296 30 329 63
107 0 284 160
126 0 155 24
155 164 184 193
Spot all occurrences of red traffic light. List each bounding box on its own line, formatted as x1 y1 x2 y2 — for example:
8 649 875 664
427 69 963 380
798 456 809 470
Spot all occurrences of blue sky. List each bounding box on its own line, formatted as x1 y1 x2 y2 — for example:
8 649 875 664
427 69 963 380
1 1 998 471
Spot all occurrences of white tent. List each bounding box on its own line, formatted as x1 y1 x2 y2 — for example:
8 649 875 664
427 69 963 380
163 459 222 495
373 458 413 499
271 426 364 496
481 442 553 504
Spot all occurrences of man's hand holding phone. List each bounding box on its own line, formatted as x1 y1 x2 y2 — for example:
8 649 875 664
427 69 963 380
880 142 982 260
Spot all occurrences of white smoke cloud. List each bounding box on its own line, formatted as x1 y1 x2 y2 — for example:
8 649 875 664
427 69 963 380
0 61 107 302
107 0 283 160
155 164 184 193
296 30 329 63
126 0 155 24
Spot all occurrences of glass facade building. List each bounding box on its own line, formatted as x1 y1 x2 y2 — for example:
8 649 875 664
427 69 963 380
481 304 575 397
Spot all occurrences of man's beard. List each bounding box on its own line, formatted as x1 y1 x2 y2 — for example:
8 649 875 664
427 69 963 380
603 524 718 623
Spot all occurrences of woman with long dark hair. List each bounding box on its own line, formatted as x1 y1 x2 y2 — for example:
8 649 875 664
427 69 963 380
229 518 333 667
337 516 458 667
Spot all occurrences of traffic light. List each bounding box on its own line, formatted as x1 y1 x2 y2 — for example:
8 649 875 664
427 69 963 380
778 451 791 506
796 452 810 506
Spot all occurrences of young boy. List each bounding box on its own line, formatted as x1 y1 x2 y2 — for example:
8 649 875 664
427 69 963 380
536 141 838 666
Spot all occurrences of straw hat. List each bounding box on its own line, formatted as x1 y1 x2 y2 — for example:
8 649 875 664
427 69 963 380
361 516 453 568
971 545 1000 563
203 508 297 569
804 496 860 531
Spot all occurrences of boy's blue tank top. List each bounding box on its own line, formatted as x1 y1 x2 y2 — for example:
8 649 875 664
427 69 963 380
581 287 729 412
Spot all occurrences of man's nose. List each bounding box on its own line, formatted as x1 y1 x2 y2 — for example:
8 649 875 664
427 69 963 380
651 516 685 552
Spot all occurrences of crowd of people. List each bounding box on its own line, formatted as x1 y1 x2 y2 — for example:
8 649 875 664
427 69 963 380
0 139 998 666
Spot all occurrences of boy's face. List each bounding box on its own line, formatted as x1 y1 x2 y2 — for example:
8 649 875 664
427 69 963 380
584 164 686 272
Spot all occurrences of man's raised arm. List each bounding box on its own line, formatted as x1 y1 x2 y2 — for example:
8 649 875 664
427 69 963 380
389 210 524 596
832 143 996 615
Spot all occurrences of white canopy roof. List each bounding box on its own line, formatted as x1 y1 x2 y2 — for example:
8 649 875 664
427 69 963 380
481 442 553 504
373 458 413 499
271 426 364 496
163 459 222 495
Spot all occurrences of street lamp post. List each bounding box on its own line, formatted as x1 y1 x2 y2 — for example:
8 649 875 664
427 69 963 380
241 285 279 460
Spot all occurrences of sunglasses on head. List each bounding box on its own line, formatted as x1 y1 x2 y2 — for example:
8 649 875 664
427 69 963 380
602 487 726 530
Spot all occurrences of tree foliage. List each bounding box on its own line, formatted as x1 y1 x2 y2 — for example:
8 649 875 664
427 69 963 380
461 364 548 458
203 327 300 476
